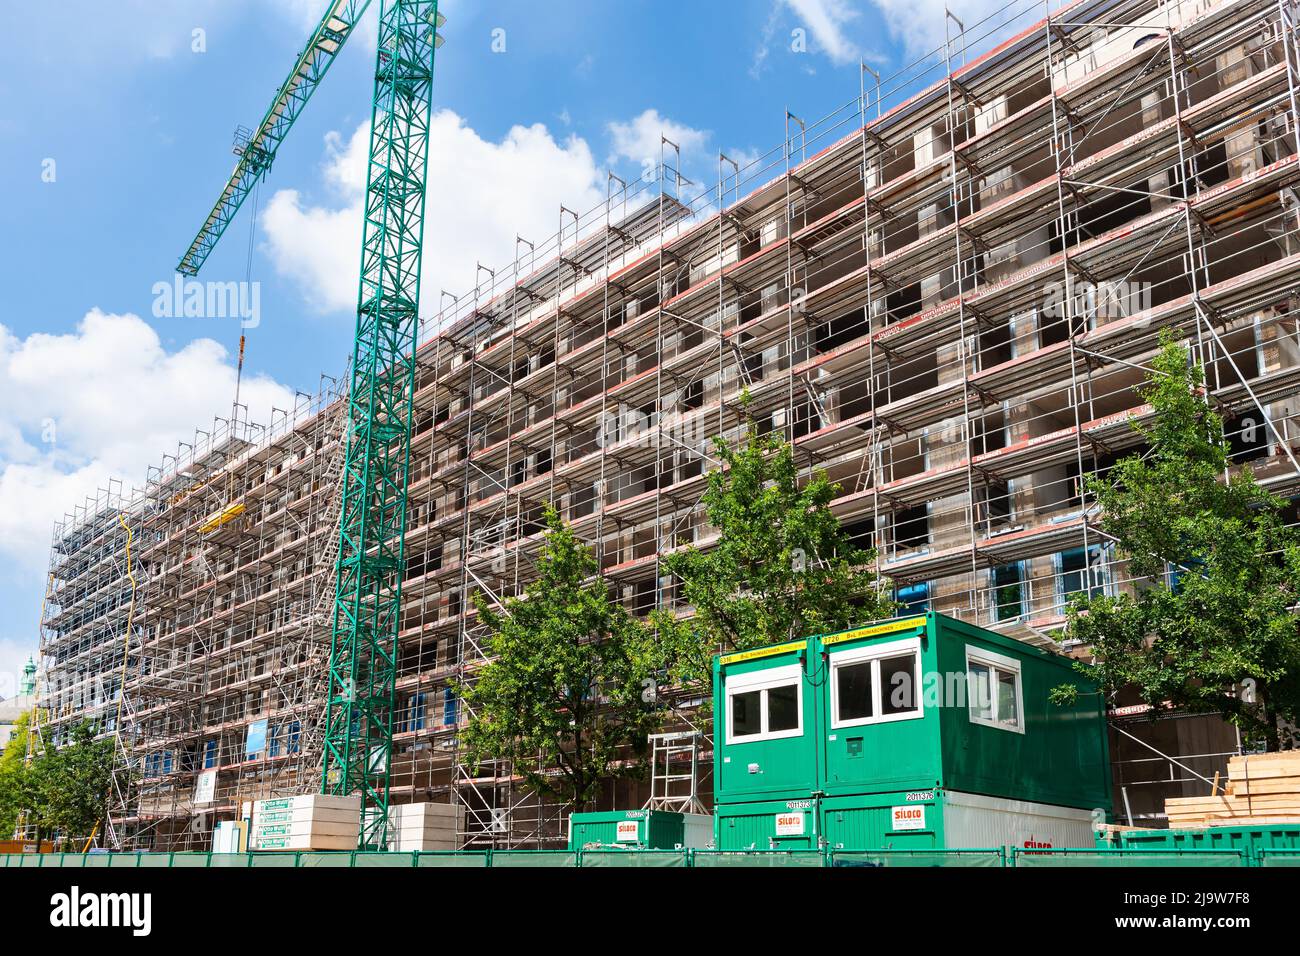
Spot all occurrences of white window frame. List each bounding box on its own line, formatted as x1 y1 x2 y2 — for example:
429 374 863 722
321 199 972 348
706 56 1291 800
724 663 804 744
965 645 1025 734
1054 543 1114 610
828 637 925 729
988 560 1028 624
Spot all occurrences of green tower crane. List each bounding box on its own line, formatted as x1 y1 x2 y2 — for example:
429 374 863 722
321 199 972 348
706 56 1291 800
177 0 445 850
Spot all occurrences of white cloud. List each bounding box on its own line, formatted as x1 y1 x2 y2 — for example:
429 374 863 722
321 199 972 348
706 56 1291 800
0 462 115 588
0 311 297 690
261 186 359 314
751 3 784 79
607 108 711 173
784 0 863 66
262 110 608 315
0 311 296 574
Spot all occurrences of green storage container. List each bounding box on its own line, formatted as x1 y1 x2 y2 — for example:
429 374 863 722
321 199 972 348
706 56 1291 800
1097 824 1300 861
568 810 710 850
715 796 820 851
821 790 941 851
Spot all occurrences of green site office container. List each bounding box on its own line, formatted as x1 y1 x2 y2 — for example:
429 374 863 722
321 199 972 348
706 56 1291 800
712 638 820 802
568 809 710 850
713 612 1112 851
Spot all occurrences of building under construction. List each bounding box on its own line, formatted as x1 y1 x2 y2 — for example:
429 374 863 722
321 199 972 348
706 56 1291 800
34 0 1300 849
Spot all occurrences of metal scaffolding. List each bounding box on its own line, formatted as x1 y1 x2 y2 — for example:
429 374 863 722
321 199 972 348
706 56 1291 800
38 378 346 850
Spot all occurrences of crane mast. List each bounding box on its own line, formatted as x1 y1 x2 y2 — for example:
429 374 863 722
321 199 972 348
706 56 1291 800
321 0 443 850
176 0 444 850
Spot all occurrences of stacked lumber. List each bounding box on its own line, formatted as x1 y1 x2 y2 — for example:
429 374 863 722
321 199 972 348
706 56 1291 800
1164 752 1300 827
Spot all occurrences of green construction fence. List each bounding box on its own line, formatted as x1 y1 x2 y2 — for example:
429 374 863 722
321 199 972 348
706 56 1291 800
0 845 1271 867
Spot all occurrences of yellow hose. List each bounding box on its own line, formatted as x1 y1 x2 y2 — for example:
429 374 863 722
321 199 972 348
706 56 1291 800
112 512 138 734
99 512 139 852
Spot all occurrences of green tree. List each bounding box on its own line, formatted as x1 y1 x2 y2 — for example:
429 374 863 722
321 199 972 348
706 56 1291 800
0 710 34 836
659 424 895 685
458 509 666 809
1059 333 1300 750
21 721 115 848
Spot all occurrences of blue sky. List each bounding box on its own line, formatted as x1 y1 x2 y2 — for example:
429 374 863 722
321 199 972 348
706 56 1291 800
0 0 1019 692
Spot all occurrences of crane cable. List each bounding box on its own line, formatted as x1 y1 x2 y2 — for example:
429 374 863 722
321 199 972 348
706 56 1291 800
233 177 261 416
227 177 261 506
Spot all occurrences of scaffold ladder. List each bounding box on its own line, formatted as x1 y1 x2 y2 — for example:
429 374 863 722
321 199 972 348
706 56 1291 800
644 731 707 815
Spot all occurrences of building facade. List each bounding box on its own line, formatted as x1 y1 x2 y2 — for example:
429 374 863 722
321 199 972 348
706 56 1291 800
37 0 1300 848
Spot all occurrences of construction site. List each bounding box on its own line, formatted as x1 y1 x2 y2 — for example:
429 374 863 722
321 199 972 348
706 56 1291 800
25 0 1300 858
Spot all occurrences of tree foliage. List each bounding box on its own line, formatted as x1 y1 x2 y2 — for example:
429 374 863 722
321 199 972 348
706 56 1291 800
458 509 667 809
658 424 895 685
1062 332 1300 750
30 722 116 847
0 718 114 846
0 710 34 836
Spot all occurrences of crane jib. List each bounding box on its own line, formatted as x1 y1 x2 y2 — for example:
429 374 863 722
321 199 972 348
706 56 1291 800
176 0 376 277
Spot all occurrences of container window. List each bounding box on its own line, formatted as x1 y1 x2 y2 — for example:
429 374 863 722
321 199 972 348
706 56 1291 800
997 669 1019 725
768 684 799 731
879 654 918 715
724 664 804 743
967 662 994 720
732 691 762 737
966 646 1024 733
836 661 874 721
829 637 924 728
